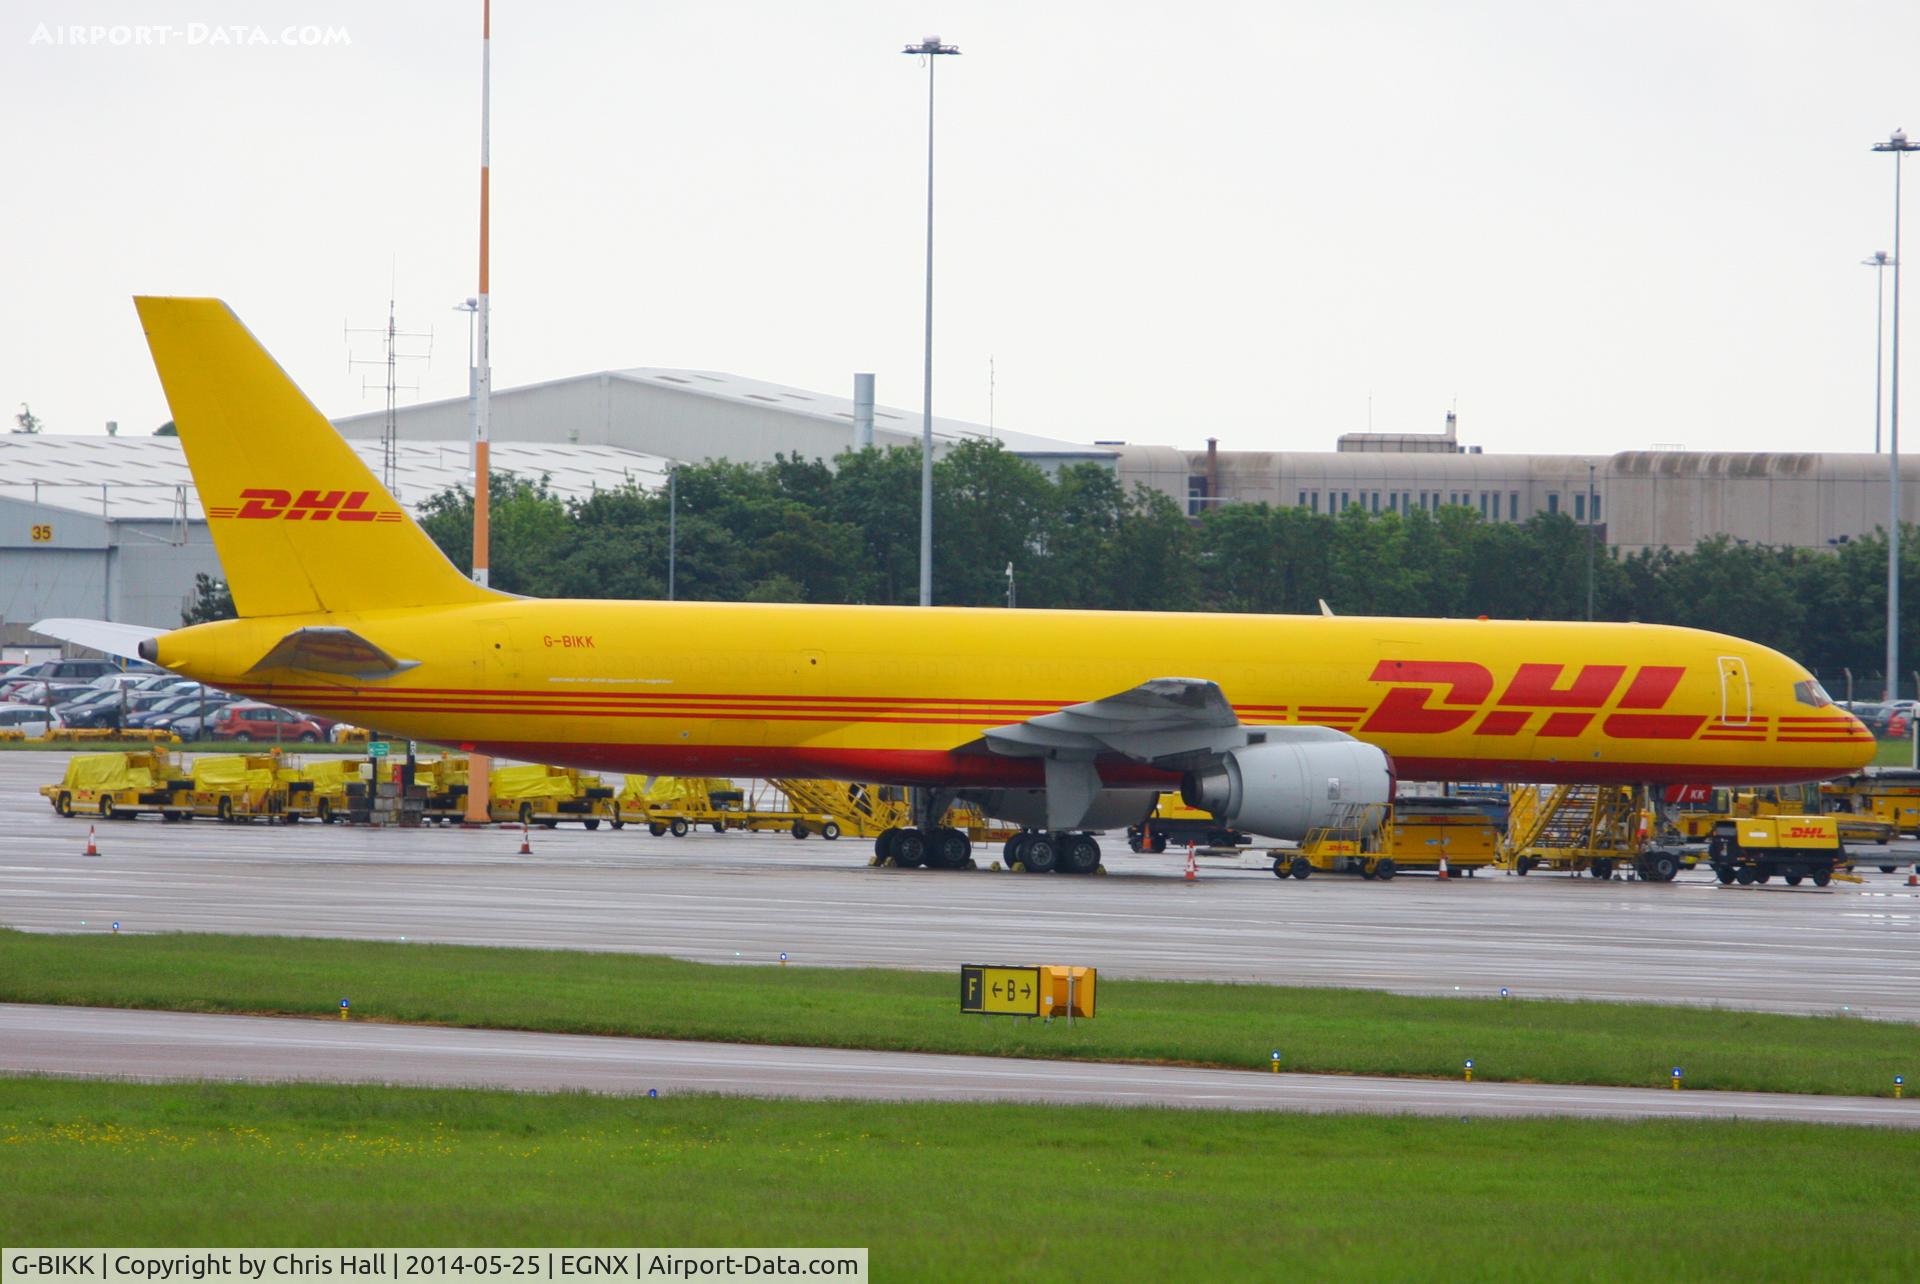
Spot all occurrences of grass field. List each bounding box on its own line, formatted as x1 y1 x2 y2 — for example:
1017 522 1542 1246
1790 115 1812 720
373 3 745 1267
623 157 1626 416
4 929 1915 1097
2 1077 1916 1278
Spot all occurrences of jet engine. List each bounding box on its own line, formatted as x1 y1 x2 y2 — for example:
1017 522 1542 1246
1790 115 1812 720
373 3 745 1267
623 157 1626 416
1180 738 1392 841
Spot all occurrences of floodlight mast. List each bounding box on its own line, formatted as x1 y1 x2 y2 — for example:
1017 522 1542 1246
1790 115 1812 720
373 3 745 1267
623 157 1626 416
903 36 960 608
1873 129 1916 701
1865 252 1891 455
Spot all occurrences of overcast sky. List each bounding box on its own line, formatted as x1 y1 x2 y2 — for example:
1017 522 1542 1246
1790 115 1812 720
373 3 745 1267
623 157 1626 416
4 1 1917 459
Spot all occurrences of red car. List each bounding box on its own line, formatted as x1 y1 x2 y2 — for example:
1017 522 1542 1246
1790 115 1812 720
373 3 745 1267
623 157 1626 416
211 702 325 743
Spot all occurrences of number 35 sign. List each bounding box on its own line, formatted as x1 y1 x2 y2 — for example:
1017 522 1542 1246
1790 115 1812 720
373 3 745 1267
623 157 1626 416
29 524 53 542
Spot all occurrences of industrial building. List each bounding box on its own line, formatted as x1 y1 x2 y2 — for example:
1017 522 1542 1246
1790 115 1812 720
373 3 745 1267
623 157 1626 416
332 367 1115 474
6 372 1919 651
1116 417 1914 555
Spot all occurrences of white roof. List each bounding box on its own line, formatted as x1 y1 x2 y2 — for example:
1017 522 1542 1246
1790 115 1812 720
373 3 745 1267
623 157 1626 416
614 368 1115 460
0 436 672 522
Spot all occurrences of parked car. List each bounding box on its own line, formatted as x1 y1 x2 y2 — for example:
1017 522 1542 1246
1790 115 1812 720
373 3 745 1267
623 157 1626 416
0 658 125 696
0 704 67 737
8 680 98 706
55 687 130 725
1849 702 1897 735
209 703 324 743
154 700 240 740
126 692 223 729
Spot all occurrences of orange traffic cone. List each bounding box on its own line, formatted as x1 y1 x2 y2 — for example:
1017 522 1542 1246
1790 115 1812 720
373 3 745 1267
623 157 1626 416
1437 854 1450 880
1184 844 1197 881
518 822 532 856
1908 873 1917 887
84 825 99 858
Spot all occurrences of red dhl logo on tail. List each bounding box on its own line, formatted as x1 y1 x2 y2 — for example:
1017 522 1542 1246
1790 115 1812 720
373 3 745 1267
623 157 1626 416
206 489 404 523
1361 660 1706 740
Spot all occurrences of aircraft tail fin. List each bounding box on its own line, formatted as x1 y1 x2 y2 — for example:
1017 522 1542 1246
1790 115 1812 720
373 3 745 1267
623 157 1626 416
134 296 503 618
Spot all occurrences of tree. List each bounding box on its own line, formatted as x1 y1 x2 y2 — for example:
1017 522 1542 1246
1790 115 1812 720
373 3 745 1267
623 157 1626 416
182 573 236 625
416 473 568 595
153 420 177 437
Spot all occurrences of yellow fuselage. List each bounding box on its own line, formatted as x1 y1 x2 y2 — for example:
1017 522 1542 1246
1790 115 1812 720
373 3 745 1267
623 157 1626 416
157 599 1874 788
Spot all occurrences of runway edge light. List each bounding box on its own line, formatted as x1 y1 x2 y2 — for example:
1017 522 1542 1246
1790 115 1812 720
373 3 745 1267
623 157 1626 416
340 998 350 1021
1465 1059 1474 1082
1271 1049 1281 1074
1671 1066 1683 1090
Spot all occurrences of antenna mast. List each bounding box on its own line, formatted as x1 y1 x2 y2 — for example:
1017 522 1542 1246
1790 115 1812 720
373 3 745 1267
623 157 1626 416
346 292 433 494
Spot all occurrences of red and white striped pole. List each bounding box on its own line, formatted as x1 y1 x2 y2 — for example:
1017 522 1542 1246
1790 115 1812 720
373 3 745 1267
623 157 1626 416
465 0 494 826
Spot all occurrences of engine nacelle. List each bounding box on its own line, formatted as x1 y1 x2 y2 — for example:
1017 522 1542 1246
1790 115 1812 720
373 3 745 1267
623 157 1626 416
1181 739 1392 841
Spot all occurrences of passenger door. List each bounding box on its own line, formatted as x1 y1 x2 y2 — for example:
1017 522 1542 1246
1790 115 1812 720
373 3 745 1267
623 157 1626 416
1717 655 1752 725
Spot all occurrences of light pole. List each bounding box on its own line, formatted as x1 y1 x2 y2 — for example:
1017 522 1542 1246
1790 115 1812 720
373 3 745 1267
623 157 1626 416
1866 253 1891 454
1585 462 1597 620
1873 129 1916 700
903 35 960 607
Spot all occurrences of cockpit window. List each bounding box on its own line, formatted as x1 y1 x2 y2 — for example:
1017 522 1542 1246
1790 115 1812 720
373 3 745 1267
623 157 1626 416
1794 679 1833 708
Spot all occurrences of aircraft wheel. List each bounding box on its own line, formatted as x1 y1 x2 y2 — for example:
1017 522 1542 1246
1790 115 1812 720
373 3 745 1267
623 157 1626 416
892 828 926 868
1003 832 1028 867
669 817 689 838
937 827 973 869
1289 856 1312 880
1060 832 1100 875
1021 832 1059 874
821 822 840 840
1373 858 1397 881
1812 868 1833 887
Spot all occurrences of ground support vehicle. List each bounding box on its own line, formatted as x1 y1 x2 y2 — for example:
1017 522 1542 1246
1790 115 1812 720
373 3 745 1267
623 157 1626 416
1124 791 1250 853
769 778 905 838
40 749 194 821
488 763 616 829
621 776 834 839
280 757 367 823
184 754 285 822
418 756 472 822
1282 798 1501 880
1665 782 1901 872
1706 816 1846 887
1823 769 1920 838
1497 784 1687 881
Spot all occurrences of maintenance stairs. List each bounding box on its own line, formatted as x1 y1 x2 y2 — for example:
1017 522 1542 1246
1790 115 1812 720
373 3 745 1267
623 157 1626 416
1499 784 1644 876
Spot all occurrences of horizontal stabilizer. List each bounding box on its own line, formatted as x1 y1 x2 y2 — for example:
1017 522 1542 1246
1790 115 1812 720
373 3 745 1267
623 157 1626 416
31 618 166 665
248 627 418 679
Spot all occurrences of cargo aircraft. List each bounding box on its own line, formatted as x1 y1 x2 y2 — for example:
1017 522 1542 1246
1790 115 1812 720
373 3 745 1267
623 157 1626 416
37 298 1876 873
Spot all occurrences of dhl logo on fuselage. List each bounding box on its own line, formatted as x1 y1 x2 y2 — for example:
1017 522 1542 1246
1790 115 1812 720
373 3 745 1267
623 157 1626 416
205 489 404 523
1362 660 1705 740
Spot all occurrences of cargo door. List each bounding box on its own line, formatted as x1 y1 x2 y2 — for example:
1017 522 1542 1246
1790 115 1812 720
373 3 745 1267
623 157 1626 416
1717 655 1752 725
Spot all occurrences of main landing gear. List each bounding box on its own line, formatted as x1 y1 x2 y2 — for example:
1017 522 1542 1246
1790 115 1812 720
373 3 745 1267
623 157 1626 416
874 825 974 870
871 826 1105 875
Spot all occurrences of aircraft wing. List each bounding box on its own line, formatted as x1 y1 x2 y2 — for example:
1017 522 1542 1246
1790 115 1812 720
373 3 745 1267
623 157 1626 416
31 618 166 665
977 677 1354 830
247 627 418 679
